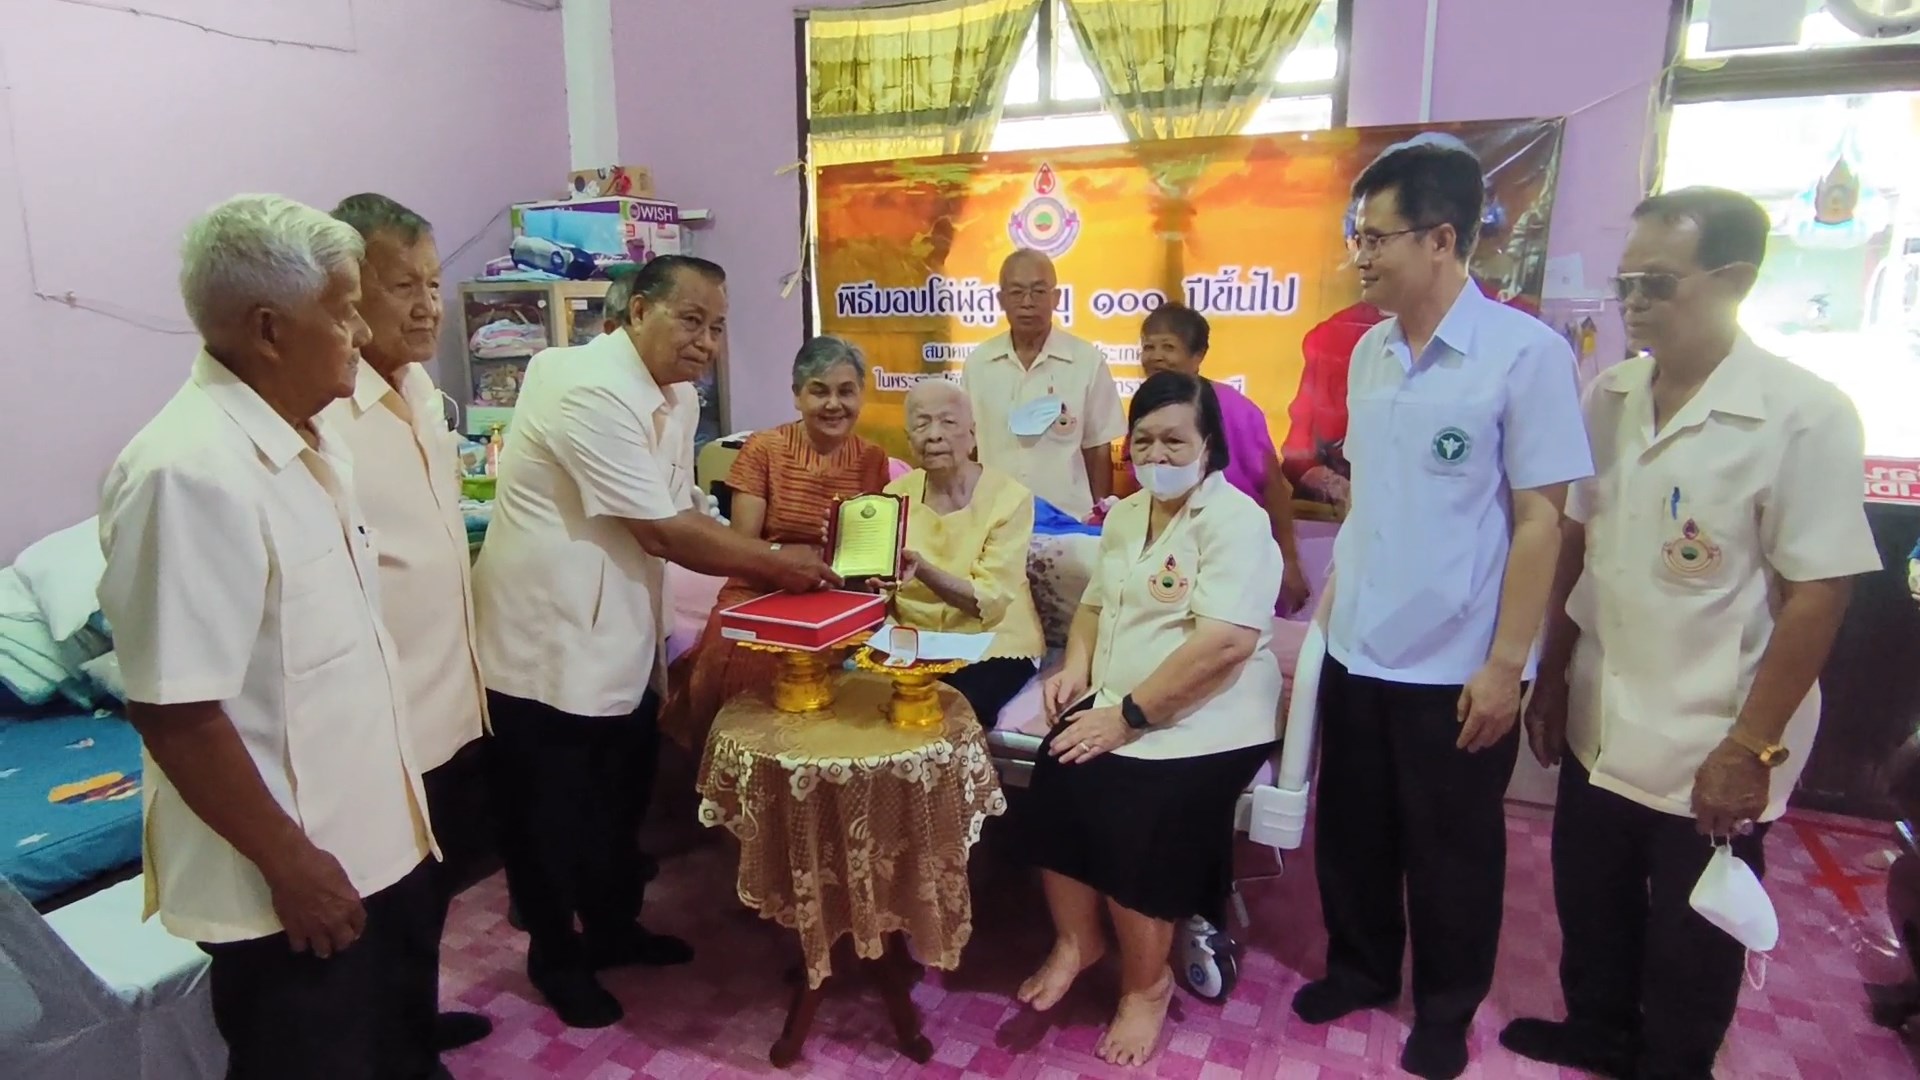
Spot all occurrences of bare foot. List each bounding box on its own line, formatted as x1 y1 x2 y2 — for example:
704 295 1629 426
1016 936 1106 1012
1097 970 1173 1067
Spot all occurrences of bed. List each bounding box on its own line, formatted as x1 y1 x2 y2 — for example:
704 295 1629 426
0 709 144 907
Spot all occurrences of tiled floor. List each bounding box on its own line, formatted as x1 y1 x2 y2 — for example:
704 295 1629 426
441 804 1920 1078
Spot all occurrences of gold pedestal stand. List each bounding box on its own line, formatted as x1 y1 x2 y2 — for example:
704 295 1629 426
740 633 871 714
853 648 968 730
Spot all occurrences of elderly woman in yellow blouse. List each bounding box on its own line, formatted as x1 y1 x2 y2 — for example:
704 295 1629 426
884 379 1044 727
1017 371 1284 1068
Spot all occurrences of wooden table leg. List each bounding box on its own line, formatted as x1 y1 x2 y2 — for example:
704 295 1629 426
869 935 934 1064
769 979 827 1068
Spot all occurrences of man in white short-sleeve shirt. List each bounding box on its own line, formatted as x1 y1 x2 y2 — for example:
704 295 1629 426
326 193 494 1056
963 248 1126 520
97 195 439 1080
471 255 838 1029
1295 139 1593 1080
1503 188 1880 1080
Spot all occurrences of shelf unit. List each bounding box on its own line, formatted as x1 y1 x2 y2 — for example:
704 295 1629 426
454 277 729 447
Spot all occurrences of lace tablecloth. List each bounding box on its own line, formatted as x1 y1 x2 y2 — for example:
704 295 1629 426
695 671 1006 988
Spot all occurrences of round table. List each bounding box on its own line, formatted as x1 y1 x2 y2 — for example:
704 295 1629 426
696 670 1006 1066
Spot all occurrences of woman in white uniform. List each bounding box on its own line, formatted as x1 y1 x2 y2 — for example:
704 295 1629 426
1017 371 1285 1067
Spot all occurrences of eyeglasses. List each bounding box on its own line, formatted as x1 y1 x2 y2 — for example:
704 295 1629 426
1000 286 1054 302
1346 225 1436 256
1612 266 1734 302
1611 271 1685 302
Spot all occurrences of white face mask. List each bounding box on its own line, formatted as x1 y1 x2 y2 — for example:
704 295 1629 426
1133 457 1206 500
1688 844 1778 954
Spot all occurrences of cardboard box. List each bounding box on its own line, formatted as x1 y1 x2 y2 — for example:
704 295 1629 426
511 196 684 263
718 590 887 651
569 166 654 199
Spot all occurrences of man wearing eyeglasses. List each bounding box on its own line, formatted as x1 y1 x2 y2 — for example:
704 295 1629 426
1292 141 1591 1080
1501 187 1878 1079
963 248 1126 521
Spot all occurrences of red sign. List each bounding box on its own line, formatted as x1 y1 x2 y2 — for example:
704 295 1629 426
1864 458 1920 506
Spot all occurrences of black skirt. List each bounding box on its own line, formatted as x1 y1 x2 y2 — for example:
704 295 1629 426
1023 732 1274 925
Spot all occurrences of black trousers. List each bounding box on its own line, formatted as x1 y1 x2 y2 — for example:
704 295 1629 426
1553 759 1769 1080
1312 658 1520 1032
485 689 660 974
201 860 439 1080
940 656 1038 730
422 738 489 1010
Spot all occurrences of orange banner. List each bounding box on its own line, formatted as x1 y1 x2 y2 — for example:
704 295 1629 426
814 119 1565 467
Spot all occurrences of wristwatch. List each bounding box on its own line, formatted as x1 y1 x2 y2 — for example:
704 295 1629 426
1727 728 1791 768
1120 695 1152 732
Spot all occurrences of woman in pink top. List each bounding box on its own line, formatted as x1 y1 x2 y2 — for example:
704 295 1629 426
1136 304 1310 613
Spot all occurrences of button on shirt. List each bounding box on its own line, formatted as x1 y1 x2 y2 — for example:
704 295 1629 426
1564 338 1879 822
1329 283 1592 685
963 328 1126 520
97 352 433 943
473 330 698 717
1085 473 1285 760
327 362 488 773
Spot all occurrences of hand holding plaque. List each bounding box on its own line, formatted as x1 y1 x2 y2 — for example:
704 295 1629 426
827 493 907 581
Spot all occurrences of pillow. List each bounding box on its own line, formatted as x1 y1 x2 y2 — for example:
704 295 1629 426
1025 533 1100 651
13 518 105 642
80 652 125 704
0 568 67 706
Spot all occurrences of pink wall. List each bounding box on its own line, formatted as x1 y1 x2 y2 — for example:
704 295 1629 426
614 0 1675 432
0 0 570 560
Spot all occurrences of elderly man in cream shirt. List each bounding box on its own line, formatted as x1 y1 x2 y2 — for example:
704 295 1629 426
474 254 838 1029
963 248 1126 520
97 195 441 1080
1505 188 1880 1080
326 193 494 1056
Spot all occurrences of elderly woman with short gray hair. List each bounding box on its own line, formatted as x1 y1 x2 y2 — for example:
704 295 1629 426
660 335 891 748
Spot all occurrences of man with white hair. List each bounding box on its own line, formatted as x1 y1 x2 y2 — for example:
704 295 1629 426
963 248 1126 521
97 194 442 1079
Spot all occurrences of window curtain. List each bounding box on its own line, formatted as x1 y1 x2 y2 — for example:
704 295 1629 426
1060 0 1320 292
807 0 1043 168
1059 0 1319 142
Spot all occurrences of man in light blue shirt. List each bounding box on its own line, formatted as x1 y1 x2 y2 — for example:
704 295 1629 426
1292 139 1592 1080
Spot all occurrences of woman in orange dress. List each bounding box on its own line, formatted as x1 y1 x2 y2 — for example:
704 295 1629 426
661 335 891 749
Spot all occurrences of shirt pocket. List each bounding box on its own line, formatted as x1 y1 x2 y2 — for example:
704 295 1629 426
1403 395 1499 484
1649 495 1750 599
278 543 363 680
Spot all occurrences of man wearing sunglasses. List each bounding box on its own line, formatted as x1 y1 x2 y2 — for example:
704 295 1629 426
1502 187 1879 1079
1294 141 1592 1079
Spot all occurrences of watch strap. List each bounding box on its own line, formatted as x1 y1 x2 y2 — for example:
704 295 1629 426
1727 727 1788 767
1120 695 1151 731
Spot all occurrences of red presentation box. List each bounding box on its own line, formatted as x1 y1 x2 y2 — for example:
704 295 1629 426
718 590 887 651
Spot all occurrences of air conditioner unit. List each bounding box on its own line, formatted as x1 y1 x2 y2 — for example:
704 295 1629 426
1826 0 1920 38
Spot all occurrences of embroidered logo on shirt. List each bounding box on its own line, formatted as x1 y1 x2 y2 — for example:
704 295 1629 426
1147 554 1191 604
1431 427 1471 464
1661 518 1723 577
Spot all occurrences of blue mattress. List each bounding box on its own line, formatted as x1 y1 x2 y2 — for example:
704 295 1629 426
0 710 143 903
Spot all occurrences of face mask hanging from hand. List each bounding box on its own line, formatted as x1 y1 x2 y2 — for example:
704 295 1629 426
1133 457 1205 500
1689 843 1779 955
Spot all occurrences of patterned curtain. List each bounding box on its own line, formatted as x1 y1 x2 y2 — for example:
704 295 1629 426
1058 0 1320 292
1059 0 1320 143
807 0 1043 168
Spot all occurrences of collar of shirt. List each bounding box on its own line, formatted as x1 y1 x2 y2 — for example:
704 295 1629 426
980 327 1079 369
190 349 314 471
1385 280 1487 372
602 326 689 419
1603 333 1769 449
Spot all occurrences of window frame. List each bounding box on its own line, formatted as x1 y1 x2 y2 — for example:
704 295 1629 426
1666 0 1920 104
998 0 1352 125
